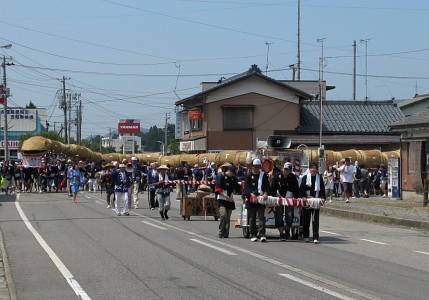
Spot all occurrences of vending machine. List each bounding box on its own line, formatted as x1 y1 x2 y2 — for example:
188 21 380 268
388 157 400 198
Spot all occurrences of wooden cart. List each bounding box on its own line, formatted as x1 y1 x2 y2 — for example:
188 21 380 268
180 195 220 221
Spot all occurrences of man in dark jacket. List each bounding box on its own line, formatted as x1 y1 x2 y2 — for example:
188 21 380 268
271 162 299 241
299 163 326 244
215 165 241 238
242 159 270 242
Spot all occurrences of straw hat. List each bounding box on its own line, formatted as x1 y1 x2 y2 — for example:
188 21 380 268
220 162 232 168
158 164 169 170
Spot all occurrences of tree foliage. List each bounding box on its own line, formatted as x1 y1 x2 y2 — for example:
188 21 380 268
25 101 37 109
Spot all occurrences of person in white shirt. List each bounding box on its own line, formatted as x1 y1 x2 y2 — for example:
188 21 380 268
338 157 354 203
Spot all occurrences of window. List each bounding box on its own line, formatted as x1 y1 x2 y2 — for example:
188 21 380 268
191 119 202 131
182 113 190 134
223 106 253 130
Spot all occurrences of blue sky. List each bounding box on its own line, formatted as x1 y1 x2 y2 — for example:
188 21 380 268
1 0 429 137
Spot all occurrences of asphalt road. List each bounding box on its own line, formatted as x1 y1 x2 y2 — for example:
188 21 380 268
0 190 428 300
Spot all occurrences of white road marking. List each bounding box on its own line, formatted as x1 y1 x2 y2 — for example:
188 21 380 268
94 200 104 205
360 239 388 245
84 195 91 199
280 274 356 300
190 239 237 256
129 211 378 300
414 251 429 255
320 230 340 235
141 221 167 230
15 194 92 300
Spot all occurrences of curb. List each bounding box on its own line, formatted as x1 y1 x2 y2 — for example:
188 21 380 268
0 228 16 300
321 207 429 231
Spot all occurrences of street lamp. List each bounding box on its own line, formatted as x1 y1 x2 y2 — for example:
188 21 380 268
1 43 12 161
157 141 165 156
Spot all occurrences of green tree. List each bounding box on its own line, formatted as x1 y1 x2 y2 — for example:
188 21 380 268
144 126 164 152
168 139 180 155
25 101 37 109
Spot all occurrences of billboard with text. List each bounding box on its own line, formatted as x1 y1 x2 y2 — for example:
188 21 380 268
118 119 140 134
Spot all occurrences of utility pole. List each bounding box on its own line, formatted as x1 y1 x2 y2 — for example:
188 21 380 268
353 40 357 100
59 76 70 144
360 38 370 100
297 0 301 80
164 113 170 156
1 44 12 162
68 92 71 144
2 56 8 161
109 127 112 148
317 38 326 149
76 99 82 145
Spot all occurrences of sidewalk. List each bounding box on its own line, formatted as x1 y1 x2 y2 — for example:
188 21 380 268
321 195 429 231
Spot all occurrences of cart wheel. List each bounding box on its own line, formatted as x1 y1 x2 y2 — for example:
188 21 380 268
214 216 219 221
187 217 191 221
242 227 250 239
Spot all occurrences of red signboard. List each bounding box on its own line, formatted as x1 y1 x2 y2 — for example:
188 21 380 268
188 110 202 120
118 120 140 134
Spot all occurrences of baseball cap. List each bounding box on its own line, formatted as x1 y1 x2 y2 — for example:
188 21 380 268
119 164 125 168
131 157 137 161
252 159 262 166
283 162 292 170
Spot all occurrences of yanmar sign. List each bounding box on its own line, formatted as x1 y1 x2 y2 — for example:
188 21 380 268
118 119 140 134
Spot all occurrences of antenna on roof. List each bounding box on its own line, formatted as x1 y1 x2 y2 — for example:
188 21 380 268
265 42 272 76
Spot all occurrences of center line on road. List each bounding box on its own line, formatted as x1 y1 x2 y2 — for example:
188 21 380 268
360 239 388 245
414 251 429 255
190 239 237 256
15 194 92 300
320 230 340 235
141 221 167 230
129 210 378 300
279 274 355 300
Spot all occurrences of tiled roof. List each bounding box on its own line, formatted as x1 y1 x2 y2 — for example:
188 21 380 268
300 100 404 133
389 108 429 129
398 94 429 109
175 67 312 106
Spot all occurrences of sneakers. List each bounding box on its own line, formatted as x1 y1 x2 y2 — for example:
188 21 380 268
250 236 258 242
107 205 111 209
313 239 320 244
382 194 387 198
134 205 138 209
279 234 286 242
260 236 267 243
116 212 121 216
150 207 155 210
345 199 350 203
329 200 332 203
164 211 169 220
218 233 224 238
123 212 129 216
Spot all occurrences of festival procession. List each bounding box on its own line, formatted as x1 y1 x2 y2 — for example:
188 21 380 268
0 135 392 244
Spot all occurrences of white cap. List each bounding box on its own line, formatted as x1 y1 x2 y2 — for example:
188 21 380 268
119 164 125 168
283 162 292 170
252 158 262 166
210 162 215 166
131 157 137 161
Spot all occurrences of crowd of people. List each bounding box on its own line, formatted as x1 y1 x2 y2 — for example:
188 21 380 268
323 158 389 203
0 155 390 244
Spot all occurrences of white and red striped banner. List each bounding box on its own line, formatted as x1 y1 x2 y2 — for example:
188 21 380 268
161 180 216 185
249 195 325 209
